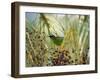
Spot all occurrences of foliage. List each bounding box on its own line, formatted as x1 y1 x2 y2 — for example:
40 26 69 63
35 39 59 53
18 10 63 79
26 13 89 67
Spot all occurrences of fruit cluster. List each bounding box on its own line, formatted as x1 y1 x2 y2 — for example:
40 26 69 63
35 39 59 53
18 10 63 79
51 48 74 66
26 28 48 67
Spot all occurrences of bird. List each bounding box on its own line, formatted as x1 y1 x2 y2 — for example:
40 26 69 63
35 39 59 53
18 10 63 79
49 34 64 46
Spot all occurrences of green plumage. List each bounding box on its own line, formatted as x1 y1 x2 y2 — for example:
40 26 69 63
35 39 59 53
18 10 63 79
49 35 63 46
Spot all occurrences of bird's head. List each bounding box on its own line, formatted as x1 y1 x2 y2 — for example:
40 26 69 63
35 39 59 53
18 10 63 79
49 33 56 39
49 35 55 38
